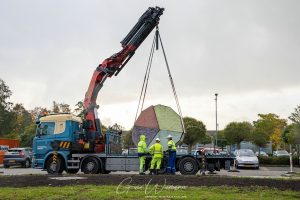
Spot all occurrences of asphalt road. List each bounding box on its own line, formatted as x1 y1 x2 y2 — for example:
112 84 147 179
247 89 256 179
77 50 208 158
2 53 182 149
0 166 299 178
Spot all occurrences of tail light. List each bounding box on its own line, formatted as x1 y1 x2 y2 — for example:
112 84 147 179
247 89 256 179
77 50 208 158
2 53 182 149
19 151 25 157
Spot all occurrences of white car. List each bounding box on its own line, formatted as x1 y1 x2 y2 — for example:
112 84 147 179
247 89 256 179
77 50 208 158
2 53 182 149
256 151 268 157
235 149 259 169
273 150 289 157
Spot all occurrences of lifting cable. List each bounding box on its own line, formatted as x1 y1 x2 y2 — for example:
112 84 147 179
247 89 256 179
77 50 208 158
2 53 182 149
134 33 156 122
134 27 186 134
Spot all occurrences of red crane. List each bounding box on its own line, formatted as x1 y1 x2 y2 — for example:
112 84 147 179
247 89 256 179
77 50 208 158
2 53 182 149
82 7 164 153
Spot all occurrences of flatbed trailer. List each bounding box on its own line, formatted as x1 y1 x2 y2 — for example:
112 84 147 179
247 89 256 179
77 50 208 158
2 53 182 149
53 147 234 175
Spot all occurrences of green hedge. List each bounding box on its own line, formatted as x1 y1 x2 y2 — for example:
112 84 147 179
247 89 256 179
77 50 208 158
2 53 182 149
258 156 299 165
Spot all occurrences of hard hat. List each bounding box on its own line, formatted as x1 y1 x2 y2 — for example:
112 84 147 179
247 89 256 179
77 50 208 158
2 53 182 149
155 138 160 142
167 134 172 138
140 135 146 139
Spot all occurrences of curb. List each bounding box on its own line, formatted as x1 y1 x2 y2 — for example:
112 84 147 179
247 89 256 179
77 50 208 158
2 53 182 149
260 165 300 167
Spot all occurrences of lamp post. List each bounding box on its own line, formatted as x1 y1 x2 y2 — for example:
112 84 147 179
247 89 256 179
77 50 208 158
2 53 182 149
215 93 218 148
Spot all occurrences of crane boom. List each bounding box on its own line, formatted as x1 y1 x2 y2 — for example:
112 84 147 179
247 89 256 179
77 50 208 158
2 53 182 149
82 7 164 152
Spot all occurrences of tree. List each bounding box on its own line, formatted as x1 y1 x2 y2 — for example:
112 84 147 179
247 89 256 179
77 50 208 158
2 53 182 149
8 104 33 139
74 101 84 118
20 123 36 147
200 134 212 145
216 130 227 150
29 107 50 122
52 101 71 113
223 121 252 149
0 79 14 136
122 129 134 149
59 103 71 113
283 124 300 155
183 117 206 153
289 105 300 125
255 113 287 150
52 101 60 113
0 78 12 109
252 117 273 154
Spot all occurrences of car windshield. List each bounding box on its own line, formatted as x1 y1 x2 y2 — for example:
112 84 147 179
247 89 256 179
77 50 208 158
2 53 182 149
8 149 22 153
239 150 255 157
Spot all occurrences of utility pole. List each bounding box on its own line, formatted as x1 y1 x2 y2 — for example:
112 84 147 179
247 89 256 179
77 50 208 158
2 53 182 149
215 93 218 148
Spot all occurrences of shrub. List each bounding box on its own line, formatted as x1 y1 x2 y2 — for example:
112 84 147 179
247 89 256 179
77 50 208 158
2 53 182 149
258 156 299 165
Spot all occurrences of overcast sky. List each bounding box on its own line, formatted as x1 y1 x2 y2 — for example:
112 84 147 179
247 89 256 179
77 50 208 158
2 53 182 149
0 0 299 130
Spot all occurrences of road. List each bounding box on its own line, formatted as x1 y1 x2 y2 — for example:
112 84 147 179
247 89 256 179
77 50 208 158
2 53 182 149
0 166 299 178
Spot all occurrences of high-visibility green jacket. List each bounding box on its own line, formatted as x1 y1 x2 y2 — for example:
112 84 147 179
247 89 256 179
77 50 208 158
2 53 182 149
168 140 176 151
149 143 163 158
138 135 148 153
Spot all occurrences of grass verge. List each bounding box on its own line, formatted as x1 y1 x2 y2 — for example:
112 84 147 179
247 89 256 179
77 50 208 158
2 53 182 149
0 185 299 200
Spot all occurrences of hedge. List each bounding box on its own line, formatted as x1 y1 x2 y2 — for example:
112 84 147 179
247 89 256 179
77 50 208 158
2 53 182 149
258 156 299 165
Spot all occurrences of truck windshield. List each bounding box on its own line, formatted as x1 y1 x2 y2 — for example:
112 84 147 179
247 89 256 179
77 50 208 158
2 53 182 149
39 122 55 135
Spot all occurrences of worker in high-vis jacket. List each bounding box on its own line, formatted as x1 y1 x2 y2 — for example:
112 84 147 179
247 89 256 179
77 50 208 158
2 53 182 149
137 135 148 175
166 134 176 175
149 138 163 175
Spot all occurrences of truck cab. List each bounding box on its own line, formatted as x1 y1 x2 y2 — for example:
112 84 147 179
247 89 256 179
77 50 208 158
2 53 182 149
32 114 82 170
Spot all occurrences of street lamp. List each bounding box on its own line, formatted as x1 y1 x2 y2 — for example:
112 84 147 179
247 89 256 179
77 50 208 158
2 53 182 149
215 93 218 148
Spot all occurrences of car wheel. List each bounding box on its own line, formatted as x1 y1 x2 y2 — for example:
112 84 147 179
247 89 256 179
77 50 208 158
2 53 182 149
256 166 259 170
4 164 9 168
81 157 100 174
46 156 64 174
179 157 199 175
23 159 31 168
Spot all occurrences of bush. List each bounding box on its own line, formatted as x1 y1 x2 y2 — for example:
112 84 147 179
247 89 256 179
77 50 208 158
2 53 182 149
258 156 299 165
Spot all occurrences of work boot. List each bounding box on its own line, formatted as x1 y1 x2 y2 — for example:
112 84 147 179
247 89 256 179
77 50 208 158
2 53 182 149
148 169 153 175
139 172 145 175
155 169 158 175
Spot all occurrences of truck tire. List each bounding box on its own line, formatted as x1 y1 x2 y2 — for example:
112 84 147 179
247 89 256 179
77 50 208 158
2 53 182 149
81 157 100 174
46 156 64 174
66 168 80 174
179 157 198 175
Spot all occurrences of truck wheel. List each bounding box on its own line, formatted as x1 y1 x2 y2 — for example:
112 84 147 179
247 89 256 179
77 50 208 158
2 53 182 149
179 157 198 175
66 169 80 174
46 156 64 174
81 157 100 174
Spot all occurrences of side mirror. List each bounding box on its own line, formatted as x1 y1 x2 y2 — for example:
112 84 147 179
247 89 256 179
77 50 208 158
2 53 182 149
36 128 42 137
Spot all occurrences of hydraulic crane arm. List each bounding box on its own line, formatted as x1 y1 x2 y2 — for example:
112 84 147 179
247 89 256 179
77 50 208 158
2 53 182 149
82 7 164 152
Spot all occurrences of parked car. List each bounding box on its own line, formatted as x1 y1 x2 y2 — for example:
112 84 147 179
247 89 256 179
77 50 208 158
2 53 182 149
273 150 290 157
121 148 138 155
219 150 229 156
3 148 32 168
176 148 188 155
256 151 269 157
204 148 220 155
235 149 259 169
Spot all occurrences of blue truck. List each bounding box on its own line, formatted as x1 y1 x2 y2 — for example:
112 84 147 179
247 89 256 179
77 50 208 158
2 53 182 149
32 7 234 175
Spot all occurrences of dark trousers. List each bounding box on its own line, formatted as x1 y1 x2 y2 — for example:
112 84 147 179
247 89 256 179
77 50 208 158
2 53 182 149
166 151 176 174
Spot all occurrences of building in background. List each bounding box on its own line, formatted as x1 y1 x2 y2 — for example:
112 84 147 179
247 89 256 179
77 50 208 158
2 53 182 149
0 138 20 164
